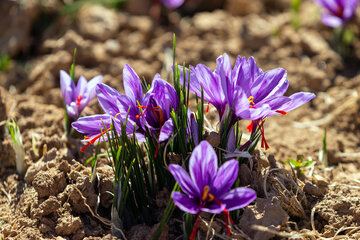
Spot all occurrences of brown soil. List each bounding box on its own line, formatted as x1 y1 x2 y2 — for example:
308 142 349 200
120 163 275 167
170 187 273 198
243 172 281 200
1 0 360 239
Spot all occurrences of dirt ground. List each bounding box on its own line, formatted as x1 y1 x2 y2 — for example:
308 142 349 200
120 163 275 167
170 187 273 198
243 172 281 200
0 0 360 239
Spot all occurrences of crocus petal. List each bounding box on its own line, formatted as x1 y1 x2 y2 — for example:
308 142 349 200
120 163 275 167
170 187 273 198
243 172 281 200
149 77 178 114
189 141 218 192
75 76 90 113
123 64 143 105
233 90 271 120
200 202 226 214
66 103 79 119
258 96 291 110
60 70 75 105
190 113 199 146
225 150 252 159
87 75 103 101
96 84 125 116
168 164 200 197
213 159 239 197
251 68 287 103
194 65 226 113
72 114 113 136
226 126 236 153
218 53 235 106
278 92 316 112
232 56 263 97
162 0 184 9
343 0 359 19
75 76 88 98
159 118 174 142
321 13 344 27
221 187 256 211
78 75 103 113
171 192 199 214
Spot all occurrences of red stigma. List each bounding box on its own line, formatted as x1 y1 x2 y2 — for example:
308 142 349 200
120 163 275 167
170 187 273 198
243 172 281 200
76 94 82 106
136 105 164 158
80 127 111 152
256 120 269 150
206 104 210 113
276 110 287 115
189 213 200 240
246 121 253 133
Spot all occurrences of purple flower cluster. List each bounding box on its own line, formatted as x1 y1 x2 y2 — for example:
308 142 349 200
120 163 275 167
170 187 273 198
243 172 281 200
72 64 178 152
66 53 315 237
313 0 359 28
182 53 315 149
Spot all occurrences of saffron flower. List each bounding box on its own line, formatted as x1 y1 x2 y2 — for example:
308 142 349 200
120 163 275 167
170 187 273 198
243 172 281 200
181 54 315 149
60 70 103 119
72 64 178 152
162 0 184 9
138 75 178 142
169 141 256 238
313 0 359 28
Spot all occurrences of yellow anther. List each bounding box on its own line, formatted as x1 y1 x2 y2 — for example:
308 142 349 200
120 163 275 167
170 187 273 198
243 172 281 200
208 193 214 202
202 185 210 201
248 96 255 105
114 113 121 119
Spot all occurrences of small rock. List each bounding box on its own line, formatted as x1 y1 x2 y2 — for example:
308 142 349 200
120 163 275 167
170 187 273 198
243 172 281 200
77 5 120 41
327 149 342 165
239 164 252 186
253 149 270 168
225 0 263 16
36 196 61 217
193 10 229 32
67 176 98 213
55 213 83 235
204 132 220 148
148 223 168 240
268 154 278 169
242 15 271 50
128 224 151 240
312 174 329 187
239 197 289 240
32 168 66 198
303 182 327 197
300 30 330 56
24 147 57 183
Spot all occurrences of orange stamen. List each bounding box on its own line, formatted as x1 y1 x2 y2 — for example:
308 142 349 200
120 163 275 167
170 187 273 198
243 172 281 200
202 186 210 201
248 96 255 106
76 94 82 106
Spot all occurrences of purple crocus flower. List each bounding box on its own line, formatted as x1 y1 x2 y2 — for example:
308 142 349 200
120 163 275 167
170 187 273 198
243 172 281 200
60 70 103 119
162 0 184 9
313 0 359 28
169 141 256 238
181 54 315 149
72 64 178 152
137 74 178 156
72 64 145 151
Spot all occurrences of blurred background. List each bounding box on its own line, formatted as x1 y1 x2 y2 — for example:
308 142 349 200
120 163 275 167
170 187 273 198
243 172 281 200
1 0 360 95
